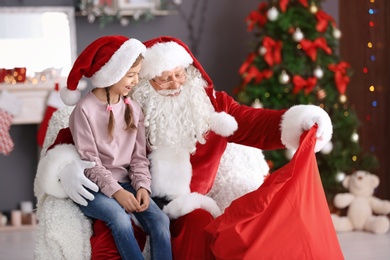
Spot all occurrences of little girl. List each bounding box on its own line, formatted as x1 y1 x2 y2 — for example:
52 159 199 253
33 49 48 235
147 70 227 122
60 35 172 260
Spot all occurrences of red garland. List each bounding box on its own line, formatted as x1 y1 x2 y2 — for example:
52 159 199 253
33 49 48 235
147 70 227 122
280 0 308 13
300 37 332 61
292 75 317 95
328 62 350 95
263 36 282 67
315 10 336 33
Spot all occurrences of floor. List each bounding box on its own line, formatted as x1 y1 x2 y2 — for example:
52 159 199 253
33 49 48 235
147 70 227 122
0 229 389 259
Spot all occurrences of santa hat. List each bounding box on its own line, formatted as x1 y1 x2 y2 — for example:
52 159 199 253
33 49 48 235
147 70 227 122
141 36 213 89
61 35 146 106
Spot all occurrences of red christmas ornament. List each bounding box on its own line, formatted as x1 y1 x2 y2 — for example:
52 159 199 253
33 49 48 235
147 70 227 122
267 159 274 170
316 88 327 100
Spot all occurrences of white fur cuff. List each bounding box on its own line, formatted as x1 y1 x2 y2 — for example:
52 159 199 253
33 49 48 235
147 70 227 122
209 112 238 137
148 147 192 199
280 105 332 152
163 192 222 219
36 144 80 198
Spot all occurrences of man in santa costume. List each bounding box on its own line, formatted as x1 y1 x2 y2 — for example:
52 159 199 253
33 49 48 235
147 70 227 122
38 36 335 259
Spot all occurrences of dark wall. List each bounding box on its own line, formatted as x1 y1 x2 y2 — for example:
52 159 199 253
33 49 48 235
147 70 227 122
339 0 390 200
0 0 338 211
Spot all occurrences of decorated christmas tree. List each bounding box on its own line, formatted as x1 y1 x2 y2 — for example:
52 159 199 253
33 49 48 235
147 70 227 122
235 0 378 200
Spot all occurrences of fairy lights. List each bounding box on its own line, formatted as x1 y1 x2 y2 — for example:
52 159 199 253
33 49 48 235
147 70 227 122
366 0 377 157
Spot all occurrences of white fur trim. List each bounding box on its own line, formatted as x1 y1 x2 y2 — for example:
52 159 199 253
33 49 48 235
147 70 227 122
35 144 81 199
34 196 92 260
163 192 222 219
208 143 268 212
209 112 238 137
41 106 75 156
281 105 333 152
91 38 146 88
60 87 81 106
139 41 193 80
148 146 192 200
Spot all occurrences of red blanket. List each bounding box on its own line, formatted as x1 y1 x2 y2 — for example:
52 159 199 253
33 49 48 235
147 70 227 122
205 126 344 260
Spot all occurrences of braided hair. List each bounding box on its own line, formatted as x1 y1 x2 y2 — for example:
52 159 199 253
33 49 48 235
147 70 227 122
105 54 143 140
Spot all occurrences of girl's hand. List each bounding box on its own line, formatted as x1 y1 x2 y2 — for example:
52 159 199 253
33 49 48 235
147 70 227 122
136 188 150 212
113 189 141 213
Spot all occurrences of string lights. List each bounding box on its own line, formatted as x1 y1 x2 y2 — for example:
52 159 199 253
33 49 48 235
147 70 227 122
366 0 377 154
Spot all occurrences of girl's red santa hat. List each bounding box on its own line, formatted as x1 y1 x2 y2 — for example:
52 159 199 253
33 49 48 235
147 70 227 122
61 35 146 106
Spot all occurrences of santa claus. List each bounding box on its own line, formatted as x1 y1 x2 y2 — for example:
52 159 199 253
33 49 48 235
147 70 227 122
36 36 336 259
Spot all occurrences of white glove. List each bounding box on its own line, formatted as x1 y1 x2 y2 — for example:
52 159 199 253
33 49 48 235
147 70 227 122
281 105 333 152
59 160 98 206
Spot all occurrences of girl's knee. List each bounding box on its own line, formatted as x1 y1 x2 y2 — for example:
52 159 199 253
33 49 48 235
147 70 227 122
108 213 133 231
160 211 170 226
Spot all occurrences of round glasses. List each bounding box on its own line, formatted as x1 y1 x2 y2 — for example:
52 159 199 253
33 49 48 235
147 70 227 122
152 71 187 89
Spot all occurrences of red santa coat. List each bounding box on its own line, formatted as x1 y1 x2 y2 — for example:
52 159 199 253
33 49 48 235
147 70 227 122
189 88 285 196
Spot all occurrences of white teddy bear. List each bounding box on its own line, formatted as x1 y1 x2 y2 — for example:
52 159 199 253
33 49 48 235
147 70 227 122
331 171 390 234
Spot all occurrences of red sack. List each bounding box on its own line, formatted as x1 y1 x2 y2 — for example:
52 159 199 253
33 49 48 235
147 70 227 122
205 126 343 260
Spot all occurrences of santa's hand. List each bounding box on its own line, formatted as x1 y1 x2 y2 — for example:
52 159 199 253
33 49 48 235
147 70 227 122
281 105 332 152
59 160 98 206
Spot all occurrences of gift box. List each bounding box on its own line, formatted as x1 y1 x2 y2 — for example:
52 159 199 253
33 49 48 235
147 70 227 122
0 68 6 83
4 69 13 83
13 67 26 83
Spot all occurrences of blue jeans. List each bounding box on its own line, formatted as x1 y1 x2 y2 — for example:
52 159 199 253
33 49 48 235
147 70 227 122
78 182 172 260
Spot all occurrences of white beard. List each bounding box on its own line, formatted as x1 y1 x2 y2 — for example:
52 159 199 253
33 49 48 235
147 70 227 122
131 65 214 153
131 66 223 219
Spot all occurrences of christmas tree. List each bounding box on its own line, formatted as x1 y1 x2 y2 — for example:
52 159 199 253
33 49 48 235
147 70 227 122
235 0 378 200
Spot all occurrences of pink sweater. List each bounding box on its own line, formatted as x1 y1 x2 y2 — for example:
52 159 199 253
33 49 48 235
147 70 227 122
69 92 151 197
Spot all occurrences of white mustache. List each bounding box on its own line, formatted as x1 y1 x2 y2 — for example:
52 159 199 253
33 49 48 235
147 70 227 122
157 86 183 96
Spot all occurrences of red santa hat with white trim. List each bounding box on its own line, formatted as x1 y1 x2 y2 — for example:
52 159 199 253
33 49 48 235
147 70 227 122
140 36 213 89
60 35 146 106
140 36 238 138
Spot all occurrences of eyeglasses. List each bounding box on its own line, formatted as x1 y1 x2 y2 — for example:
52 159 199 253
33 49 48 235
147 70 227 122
152 70 187 89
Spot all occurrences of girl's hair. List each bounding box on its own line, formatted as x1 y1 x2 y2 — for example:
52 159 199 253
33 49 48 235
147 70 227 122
106 54 143 140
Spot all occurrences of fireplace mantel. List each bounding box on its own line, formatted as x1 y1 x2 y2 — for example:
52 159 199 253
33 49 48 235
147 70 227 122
0 78 86 125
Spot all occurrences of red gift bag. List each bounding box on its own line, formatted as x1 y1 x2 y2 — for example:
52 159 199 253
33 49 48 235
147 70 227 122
205 126 344 260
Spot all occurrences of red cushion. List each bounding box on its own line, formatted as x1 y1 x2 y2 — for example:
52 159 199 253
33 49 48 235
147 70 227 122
90 219 147 260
